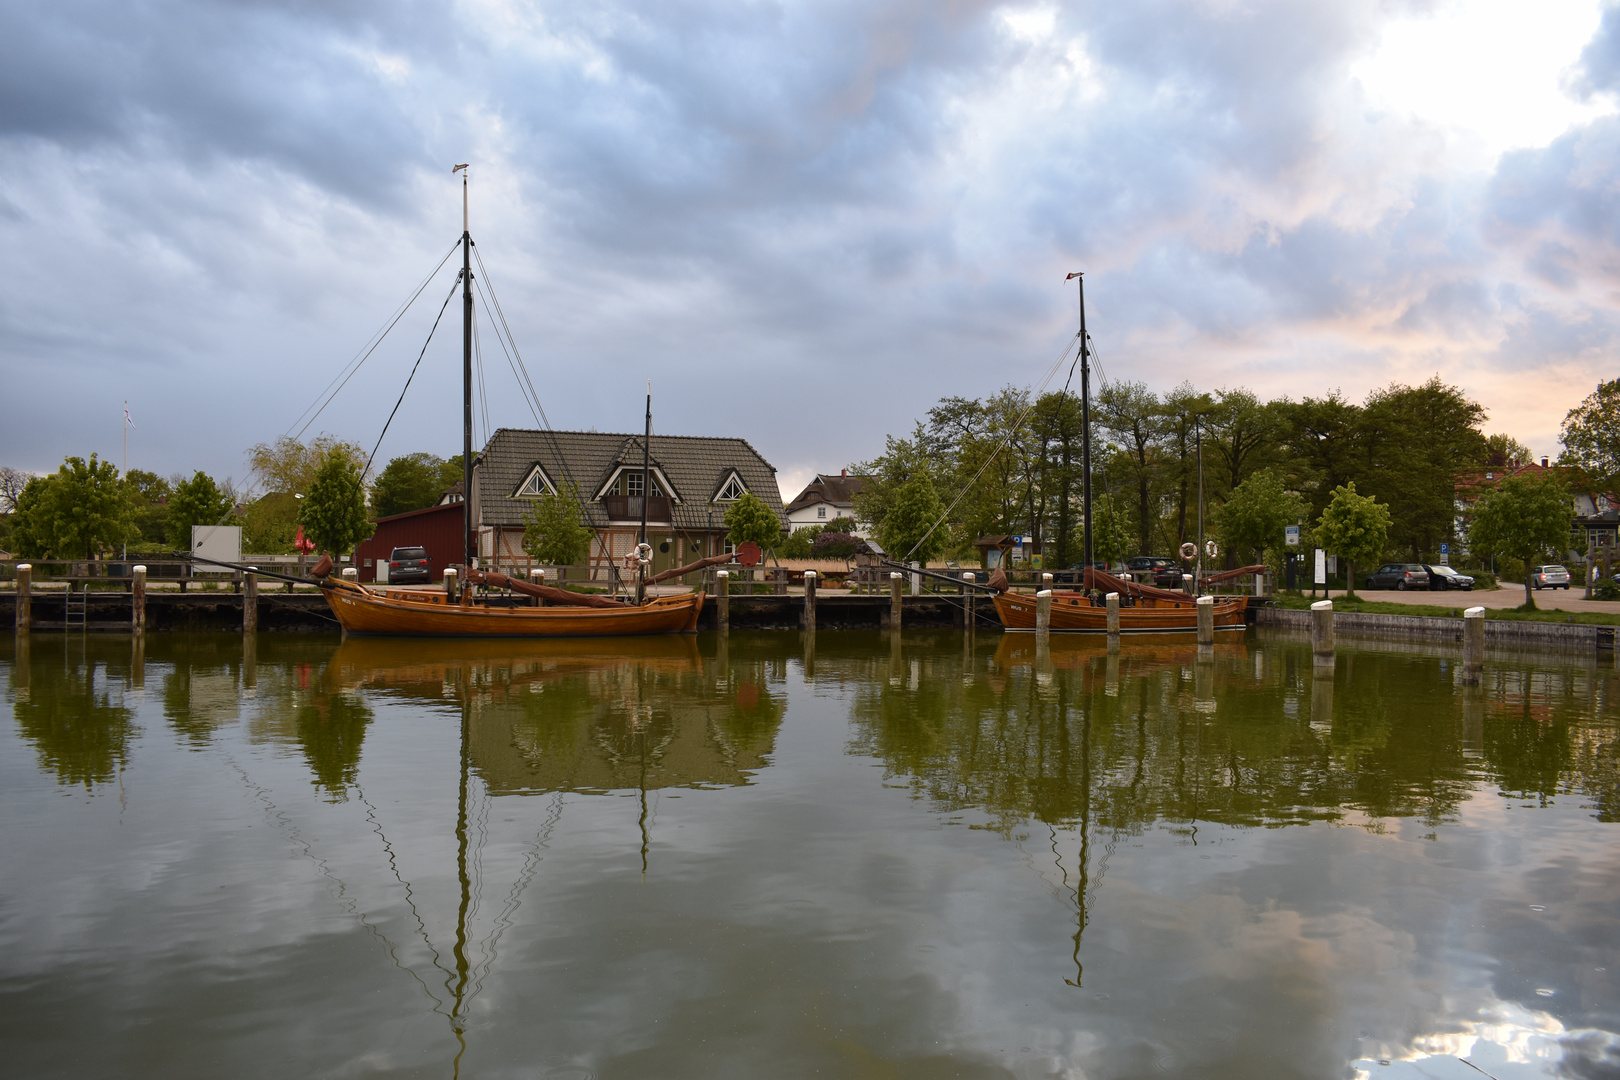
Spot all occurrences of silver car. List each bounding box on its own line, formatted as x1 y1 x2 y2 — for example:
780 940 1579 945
1530 564 1571 590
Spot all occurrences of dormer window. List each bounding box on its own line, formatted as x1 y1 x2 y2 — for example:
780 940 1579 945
513 464 556 498
714 471 748 502
620 471 665 498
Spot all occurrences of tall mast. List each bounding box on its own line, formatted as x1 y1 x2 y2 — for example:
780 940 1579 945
1077 274 1093 576
456 165 473 572
636 382 652 605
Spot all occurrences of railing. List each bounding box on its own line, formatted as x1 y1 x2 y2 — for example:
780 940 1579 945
601 495 673 523
0 557 329 592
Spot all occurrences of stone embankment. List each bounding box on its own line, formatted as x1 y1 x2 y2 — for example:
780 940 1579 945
1254 606 1616 656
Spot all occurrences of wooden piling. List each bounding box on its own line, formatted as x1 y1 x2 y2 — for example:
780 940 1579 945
889 572 903 629
14 563 30 634
242 571 257 633
1461 605 1484 685
1106 591 1120 642
1042 572 1054 591
1197 594 1214 645
242 632 257 697
1035 588 1052 637
132 565 147 633
1311 599 1334 662
962 573 975 630
803 569 817 630
716 570 730 633
341 566 358 583
444 567 459 604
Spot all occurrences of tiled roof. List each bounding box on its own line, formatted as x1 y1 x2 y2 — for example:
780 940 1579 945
474 427 785 531
785 473 869 513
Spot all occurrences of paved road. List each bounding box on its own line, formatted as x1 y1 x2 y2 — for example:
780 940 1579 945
1310 584 1620 614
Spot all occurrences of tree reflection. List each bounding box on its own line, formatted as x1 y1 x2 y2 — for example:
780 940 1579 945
293 691 374 800
11 638 136 790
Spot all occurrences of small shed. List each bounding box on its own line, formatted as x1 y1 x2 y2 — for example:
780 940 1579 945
974 535 1013 569
355 503 467 583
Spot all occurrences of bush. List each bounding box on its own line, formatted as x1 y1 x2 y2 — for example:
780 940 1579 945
1594 580 1620 601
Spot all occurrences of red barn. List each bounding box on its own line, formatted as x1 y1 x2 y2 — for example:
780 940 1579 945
355 503 467 583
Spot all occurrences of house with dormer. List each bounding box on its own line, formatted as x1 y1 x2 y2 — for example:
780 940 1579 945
470 428 786 579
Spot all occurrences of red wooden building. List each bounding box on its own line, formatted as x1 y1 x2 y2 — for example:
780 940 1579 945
355 503 466 583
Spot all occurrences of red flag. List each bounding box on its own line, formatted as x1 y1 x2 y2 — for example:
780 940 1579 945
294 525 315 553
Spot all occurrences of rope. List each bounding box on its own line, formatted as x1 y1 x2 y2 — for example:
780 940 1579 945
362 276 462 476
289 239 460 441
901 333 1081 561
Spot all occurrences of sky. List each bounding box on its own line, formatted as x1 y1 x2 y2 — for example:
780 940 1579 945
2 0 1619 504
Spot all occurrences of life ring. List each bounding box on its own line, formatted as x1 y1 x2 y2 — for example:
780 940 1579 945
635 543 653 563
1205 540 1219 559
1179 542 1197 561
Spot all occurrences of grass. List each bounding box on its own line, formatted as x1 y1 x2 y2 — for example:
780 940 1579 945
1272 593 1620 625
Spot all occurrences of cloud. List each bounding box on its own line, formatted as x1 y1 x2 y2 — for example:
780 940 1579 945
0 0 1617 482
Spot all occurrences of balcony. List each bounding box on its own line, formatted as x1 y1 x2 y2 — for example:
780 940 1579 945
602 495 673 524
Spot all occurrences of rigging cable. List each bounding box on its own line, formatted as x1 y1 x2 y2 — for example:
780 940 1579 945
288 239 461 441
901 332 1081 561
361 275 462 477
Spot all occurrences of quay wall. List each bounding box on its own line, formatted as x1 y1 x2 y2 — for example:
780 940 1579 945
1254 605 1615 655
0 591 990 633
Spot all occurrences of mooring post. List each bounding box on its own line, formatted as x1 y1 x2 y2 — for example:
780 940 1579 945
962 572 976 630
341 566 358 583
909 561 921 596
889 572 903 630
775 566 787 595
1311 599 1334 663
444 567 459 604
1197 594 1214 645
1461 605 1485 685
716 570 730 633
242 632 257 698
243 570 257 633
1182 573 1195 594
1035 588 1052 637
1042 572 1054 593
14 563 30 635
803 569 817 630
132 564 147 633
1106 591 1120 643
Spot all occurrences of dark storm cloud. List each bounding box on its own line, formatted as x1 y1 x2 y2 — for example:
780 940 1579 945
1 0 1617 480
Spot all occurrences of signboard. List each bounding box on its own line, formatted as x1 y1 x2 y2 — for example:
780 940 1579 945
1439 542 1450 566
1327 555 1338 576
191 524 241 571
1314 548 1327 586
1031 554 1043 570
1285 525 1300 548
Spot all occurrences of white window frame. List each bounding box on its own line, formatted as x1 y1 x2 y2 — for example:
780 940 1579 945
594 465 680 503
713 470 749 503
513 463 557 498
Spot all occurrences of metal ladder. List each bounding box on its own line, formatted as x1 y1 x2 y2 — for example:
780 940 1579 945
64 585 87 631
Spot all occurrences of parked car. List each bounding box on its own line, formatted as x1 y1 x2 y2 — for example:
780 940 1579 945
1421 564 1475 591
1364 563 1431 590
1125 556 1182 588
1530 564 1571 590
387 546 432 584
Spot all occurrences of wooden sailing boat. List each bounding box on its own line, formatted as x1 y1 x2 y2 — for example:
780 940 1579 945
990 273 1245 636
314 167 720 637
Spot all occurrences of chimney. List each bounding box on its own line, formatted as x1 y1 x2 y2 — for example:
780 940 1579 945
1541 456 1549 468
841 468 847 477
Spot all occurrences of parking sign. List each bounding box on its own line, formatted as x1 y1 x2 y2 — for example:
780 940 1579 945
1285 525 1300 547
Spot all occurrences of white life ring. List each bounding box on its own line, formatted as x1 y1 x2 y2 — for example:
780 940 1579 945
1205 540 1219 559
620 552 640 575
1179 542 1197 561
636 543 653 561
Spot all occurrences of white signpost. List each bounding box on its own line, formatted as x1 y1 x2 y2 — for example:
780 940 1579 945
1440 542 1450 566
1285 525 1300 547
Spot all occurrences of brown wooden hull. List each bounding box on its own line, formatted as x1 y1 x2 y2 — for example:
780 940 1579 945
992 591 1246 634
320 580 704 637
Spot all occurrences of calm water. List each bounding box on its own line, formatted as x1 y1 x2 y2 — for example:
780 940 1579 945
2 630 1617 1080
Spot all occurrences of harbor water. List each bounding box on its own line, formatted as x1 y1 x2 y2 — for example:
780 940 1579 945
2 630 1616 1079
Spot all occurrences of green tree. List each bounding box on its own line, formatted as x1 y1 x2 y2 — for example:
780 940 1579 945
1466 472 1575 608
1095 380 1166 555
247 434 367 495
778 526 822 560
878 473 946 564
242 492 301 554
1483 433 1535 467
1215 469 1307 566
824 515 858 533
1087 493 1128 564
521 482 594 566
166 471 236 548
724 492 783 552
122 469 172 552
1314 482 1392 599
10 455 135 559
1355 378 1487 559
1558 379 1620 488
372 452 449 518
297 451 373 557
